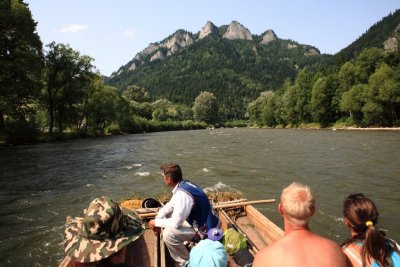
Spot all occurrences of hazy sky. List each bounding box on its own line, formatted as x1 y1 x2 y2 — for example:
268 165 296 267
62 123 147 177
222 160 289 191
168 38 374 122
25 0 399 76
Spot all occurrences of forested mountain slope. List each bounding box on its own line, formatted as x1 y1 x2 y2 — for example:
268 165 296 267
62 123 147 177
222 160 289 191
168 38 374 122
335 9 400 63
106 11 400 120
106 21 330 118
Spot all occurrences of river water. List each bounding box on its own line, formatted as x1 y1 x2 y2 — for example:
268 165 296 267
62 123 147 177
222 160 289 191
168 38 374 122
0 128 399 266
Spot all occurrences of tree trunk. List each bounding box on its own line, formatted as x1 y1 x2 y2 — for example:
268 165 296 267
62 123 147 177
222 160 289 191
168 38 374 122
0 111 5 134
49 107 54 134
58 118 63 135
48 92 55 135
392 105 398 126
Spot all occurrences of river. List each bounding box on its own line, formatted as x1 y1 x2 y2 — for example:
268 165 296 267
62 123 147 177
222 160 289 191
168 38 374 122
0 128 399 266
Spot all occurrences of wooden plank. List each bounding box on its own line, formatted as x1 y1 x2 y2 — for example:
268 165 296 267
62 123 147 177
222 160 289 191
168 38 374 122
160 233 166 267
160 230 175 267
218 209 230 231
245 205 284 246
214 198 247 205
58 232 157 267
130 230 158 267
135 207 158 214
218 205 283 253
214 199 275 209
236 216 267 252
139 199 276 219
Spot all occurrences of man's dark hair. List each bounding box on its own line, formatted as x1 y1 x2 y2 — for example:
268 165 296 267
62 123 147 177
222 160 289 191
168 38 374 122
160 163 182 183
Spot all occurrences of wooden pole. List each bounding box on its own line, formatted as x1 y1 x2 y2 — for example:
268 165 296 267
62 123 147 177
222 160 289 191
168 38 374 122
214 199 275 209
138 199 275 219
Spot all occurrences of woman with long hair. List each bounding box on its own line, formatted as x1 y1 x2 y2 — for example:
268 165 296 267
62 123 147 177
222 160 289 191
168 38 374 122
342 193 400 267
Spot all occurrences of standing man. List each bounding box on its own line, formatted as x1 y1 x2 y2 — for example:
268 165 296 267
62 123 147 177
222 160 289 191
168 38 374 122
148 163 219 267
253 182 346 267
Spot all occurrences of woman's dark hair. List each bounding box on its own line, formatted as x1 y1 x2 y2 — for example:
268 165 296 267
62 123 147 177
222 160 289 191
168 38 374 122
342 193 399 267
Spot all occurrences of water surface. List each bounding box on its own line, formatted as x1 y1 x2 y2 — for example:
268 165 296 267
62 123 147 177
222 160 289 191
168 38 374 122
0 128 399 266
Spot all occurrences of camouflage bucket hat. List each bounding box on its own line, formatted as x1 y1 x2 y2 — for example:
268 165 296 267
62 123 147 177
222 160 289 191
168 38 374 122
63 196 145 263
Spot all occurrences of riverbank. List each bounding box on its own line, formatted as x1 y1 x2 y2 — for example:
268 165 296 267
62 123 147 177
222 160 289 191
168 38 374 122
254 123 400 131
0 120 251 146
333 127 400 131
2 125 400 146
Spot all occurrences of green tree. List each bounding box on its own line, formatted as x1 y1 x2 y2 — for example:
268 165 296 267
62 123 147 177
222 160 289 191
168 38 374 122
338 62 359 94
366 63 400 125
122 85 150 103
340 84 366 122
362 100 385 126
247 91 276 126
259 91 276 127
175 104 193 121
247 97 262 124
192 91 218 124
281 81 299 125
311 75 339 126
293 69 313 123
43 42 95 134
86 85 120 133
355 48 384 83
130 102 154 120
122 84 154 120
152 99 174 121
272 88 286 126
0 0 43 135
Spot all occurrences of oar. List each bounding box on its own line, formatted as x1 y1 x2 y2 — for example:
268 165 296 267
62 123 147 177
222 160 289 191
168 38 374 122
138 199 275 219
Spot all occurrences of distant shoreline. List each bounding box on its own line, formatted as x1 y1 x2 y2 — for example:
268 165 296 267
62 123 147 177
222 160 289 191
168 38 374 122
256 125 400 131
331 127 400 131
2 126 400 146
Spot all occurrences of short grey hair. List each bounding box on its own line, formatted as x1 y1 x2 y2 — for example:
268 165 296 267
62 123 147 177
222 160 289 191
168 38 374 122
280 182 315 226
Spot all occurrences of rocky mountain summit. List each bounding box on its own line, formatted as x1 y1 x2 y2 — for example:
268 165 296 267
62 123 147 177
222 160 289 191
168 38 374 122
110 10 400 78
199 21 219 39
127 30 194 71
383 22 400 52
260 30 277 45
113 20 320 77
222 21 253 41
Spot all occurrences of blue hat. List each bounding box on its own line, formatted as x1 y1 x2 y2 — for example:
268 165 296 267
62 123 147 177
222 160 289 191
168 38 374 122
189 239 228 267
207 228 223 241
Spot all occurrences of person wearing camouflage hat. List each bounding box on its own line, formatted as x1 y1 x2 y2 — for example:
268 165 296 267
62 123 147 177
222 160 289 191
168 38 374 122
59 196 145 266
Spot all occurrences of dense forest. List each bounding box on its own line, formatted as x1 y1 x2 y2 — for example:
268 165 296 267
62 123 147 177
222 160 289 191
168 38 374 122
106 32 332 120
248 48 400 127
1 0 399 145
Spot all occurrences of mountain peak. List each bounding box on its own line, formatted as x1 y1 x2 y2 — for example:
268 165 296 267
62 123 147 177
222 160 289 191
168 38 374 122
162 30 194 56
223 21 253 41
260 30 277 45
199 21 219 39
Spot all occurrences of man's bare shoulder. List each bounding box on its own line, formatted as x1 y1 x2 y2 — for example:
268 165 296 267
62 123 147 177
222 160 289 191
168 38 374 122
300 232 347 267
309 232 343 250
253 231 346 267
253 237 289 267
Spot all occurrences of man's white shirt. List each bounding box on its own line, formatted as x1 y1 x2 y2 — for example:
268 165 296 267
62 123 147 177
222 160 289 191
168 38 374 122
155 181 194 228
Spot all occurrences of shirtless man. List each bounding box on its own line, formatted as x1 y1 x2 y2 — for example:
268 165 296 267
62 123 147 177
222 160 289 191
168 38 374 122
253 182 346 267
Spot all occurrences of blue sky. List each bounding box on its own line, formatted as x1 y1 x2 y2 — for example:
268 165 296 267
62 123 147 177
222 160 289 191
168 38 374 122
25 0 399 77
